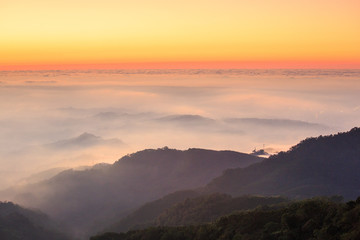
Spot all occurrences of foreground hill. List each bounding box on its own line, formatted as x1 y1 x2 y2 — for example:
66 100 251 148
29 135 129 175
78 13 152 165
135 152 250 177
155 194 288 227
0 202 70 240
107 190 201 232
4 147 261 238
205 127 360 199
91 197 359 240
107 192 287 233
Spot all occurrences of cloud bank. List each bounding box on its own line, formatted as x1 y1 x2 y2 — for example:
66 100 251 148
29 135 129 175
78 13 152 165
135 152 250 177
0 69 359 189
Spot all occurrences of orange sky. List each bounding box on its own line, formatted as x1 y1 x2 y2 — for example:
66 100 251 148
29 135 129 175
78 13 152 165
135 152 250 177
1 0 360 70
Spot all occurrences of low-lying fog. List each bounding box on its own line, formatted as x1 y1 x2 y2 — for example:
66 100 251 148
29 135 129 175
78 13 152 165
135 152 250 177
0 69 359 189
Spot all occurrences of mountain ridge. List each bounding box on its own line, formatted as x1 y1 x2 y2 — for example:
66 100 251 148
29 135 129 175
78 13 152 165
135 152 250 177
4 147 262 239
205 127 360 199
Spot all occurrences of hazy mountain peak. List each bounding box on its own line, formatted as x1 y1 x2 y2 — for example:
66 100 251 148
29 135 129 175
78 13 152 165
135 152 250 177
93 112 121 120
225 117 329 130
75 132 100 141
157 114 215 125
46 133 124 150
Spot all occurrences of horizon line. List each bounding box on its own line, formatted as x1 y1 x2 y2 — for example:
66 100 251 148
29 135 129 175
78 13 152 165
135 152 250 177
1 61 360 71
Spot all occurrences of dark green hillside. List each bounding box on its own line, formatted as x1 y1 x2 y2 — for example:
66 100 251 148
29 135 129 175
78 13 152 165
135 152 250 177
206 128 360 199
106 193 287 233
155 194 288 226
108 190 201 232
91 197 360 240
0 201 70 240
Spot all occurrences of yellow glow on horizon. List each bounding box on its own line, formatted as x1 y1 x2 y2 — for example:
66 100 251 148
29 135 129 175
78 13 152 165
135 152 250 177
1 0 360 69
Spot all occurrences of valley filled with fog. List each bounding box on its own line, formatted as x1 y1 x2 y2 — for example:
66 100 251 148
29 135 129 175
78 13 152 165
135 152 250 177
0 69 359 189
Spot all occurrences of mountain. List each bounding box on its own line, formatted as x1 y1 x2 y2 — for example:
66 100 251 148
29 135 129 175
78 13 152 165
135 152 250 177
17 167 68 185
6 147 262 239
0 133 124 190
224 118 329 130
157 114 215 125
205 127 360 200
46 132 124 150
0 201 70 240
91 197 359 240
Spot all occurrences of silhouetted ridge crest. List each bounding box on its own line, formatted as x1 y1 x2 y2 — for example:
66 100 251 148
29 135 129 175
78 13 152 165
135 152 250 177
116 147 257 165
206 127 360 199
285 127 360 154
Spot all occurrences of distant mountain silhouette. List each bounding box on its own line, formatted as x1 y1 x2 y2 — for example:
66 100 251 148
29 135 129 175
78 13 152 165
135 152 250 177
7 147 262 239
157 114 215 126
93 112 122 120
0 201 70 240
46 132 124 150
224 118 329 130
205 127 360 199
17 167 68 185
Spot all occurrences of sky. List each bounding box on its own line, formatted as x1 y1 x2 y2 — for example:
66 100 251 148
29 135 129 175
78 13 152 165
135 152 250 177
1 0 360 69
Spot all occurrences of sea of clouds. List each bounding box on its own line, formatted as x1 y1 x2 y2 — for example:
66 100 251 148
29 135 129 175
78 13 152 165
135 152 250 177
0 69 359 189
